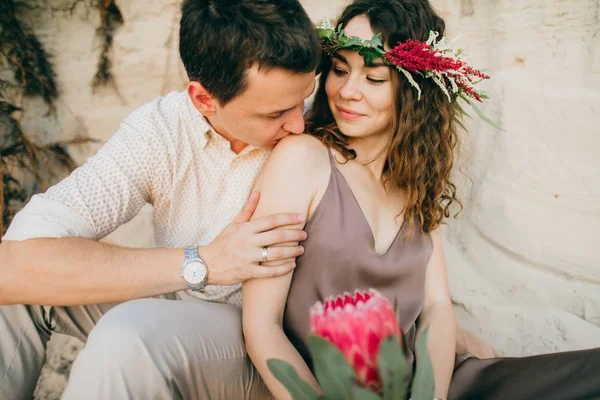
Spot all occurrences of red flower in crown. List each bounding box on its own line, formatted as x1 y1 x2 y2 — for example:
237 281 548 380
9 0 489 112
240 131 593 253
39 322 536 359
383 35 489 102
309 289 401 391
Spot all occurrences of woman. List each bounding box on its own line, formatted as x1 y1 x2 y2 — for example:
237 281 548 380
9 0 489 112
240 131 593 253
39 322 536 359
242 1 600 399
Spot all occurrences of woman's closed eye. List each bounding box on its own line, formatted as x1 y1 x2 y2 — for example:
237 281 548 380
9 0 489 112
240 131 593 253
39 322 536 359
332 64 388 85
366 76 387 84
332 67 348 76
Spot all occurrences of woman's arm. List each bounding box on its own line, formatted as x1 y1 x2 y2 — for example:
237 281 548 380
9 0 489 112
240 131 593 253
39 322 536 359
243 135 329 399
416 229 456 399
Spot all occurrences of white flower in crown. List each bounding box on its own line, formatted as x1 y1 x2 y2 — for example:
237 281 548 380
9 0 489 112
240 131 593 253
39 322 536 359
319 15 333 30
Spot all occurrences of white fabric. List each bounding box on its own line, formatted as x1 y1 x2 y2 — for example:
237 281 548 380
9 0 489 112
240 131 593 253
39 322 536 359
3 91 271 306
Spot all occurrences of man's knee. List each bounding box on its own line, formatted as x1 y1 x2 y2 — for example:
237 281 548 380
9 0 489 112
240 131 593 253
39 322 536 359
78 300 153 367
82 298 247 366
65 298 271 399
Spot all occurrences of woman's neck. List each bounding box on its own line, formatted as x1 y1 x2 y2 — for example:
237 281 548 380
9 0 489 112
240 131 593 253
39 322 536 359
347 134 390 182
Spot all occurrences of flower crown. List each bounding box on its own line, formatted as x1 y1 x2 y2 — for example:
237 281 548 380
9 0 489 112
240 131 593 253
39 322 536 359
317 17 500 129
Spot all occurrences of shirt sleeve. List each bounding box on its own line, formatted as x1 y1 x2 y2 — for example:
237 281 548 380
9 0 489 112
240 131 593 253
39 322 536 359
2 194 96 240
4 106 170 241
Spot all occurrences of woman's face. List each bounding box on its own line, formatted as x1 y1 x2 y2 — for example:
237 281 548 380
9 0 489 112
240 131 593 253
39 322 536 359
325 15 395 141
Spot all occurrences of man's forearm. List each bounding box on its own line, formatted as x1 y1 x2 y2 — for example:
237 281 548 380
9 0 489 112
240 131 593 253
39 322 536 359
0 237 186 305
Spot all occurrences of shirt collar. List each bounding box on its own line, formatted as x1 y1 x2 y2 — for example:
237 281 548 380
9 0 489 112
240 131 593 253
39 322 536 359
185 94 213 149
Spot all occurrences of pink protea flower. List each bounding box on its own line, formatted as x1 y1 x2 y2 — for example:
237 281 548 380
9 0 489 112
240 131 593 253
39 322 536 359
309 289 401 392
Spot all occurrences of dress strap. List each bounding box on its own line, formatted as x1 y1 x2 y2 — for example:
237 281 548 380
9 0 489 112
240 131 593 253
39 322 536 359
326 147 337 170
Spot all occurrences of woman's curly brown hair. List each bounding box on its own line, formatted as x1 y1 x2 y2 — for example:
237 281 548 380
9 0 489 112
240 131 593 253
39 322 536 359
305 0 464 236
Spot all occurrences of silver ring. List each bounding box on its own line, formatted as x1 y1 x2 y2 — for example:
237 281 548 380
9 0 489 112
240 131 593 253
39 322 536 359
261 247 268 262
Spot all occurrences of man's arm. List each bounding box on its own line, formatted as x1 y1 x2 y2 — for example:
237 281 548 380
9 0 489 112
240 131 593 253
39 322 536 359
0 105 305 305
0 187 305 306
0 195 305 306
0 236 184 305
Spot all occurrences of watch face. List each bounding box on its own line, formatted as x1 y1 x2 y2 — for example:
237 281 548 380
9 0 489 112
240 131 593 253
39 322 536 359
183 261 206 285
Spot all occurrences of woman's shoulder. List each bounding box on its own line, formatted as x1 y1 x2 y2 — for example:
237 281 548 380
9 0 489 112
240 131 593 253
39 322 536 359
268 134 330 172
254 134 331 216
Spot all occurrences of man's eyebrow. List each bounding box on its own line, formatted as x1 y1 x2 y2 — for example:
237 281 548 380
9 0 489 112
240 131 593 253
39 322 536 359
332 52 389 69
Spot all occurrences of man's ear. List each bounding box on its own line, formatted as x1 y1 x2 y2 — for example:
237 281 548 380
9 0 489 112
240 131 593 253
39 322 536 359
187 82 217 116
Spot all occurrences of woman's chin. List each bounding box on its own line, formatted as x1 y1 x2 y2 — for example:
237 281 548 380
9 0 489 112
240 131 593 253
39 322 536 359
336 125 366 139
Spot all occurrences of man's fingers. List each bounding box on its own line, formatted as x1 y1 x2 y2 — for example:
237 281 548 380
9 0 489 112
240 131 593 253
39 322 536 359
255 229 307 247
258 245 305 262
234 191 260 224
249 213 306 233
250 263 296 279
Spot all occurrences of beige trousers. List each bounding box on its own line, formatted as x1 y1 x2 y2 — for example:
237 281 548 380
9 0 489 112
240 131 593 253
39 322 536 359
0 294 272 400
3 295 599 400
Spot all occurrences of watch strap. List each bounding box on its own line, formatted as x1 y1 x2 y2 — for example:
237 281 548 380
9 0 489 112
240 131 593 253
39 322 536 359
184 246 200 261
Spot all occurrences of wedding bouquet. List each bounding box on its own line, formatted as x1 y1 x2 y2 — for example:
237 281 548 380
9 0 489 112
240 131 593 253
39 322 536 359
268 289 435 400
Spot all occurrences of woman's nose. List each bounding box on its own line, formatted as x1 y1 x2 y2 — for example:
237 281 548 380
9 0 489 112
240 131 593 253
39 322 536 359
339 76 362 101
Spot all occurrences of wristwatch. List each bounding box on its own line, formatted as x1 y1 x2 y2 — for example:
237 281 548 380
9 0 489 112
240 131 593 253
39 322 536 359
180 246 208 291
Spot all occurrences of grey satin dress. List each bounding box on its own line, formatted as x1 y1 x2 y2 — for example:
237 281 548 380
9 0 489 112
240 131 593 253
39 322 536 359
283 147 600 400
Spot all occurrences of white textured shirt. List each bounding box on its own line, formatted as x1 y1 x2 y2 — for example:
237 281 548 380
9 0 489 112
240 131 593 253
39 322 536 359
3 91 271 306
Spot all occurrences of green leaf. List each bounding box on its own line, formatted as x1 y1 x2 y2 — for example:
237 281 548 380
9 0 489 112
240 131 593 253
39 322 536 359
477 90 490 99
455 100 473 119
363 32 383 48
469 100 504 131
410 328 435 400
459 95 503 131
358 47 384 66
377 336 410 400
341 36 363 48
371 33 383 47
360 50 374 66
316 28 335 41
267 359 321 400
307 335 356 400
351 385 382 400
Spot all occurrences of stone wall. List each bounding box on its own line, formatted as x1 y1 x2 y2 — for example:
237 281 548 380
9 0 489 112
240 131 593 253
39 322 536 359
431 0 600 356
11 0 599 398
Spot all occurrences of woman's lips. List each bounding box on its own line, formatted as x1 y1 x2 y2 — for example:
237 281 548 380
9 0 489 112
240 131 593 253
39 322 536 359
336 106 365 120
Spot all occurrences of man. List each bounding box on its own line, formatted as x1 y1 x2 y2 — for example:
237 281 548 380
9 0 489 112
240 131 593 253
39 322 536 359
0 0 492 399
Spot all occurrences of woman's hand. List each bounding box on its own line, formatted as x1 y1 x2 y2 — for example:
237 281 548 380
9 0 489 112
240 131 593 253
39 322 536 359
456 326 501 358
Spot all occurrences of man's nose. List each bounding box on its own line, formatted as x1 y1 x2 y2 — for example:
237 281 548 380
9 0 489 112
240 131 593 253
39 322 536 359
282 107 305 134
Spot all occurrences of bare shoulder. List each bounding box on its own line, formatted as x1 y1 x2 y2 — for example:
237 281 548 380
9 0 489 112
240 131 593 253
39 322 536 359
254 134 330 204
266 134 330 174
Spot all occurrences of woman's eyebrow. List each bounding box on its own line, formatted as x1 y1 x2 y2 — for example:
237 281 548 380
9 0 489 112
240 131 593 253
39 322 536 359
331 53 348 63
365 62 389 69
332 53 389 69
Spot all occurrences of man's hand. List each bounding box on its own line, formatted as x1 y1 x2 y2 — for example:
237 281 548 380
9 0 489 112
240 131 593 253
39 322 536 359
456 325 501 359
198 191 307 286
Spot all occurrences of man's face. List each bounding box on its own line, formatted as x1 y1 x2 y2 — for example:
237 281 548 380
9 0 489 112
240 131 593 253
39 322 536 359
208 65 316 149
